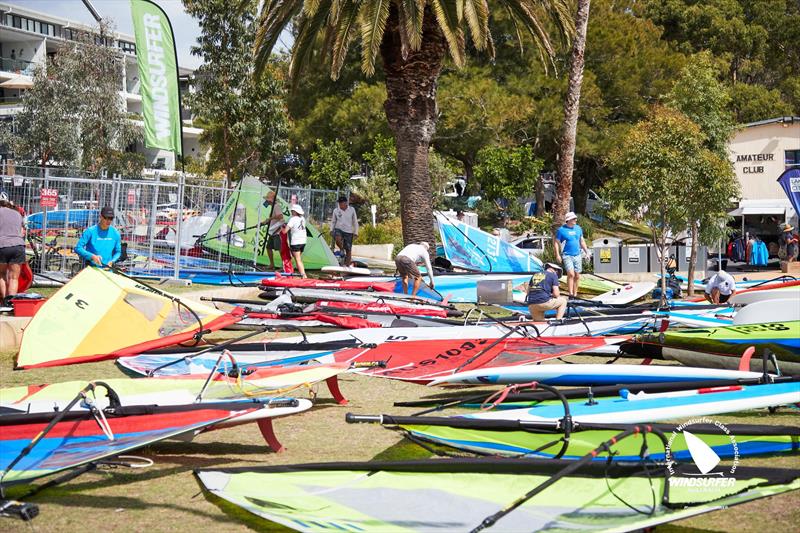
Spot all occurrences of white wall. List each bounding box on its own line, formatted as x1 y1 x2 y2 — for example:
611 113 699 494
729 121 800 200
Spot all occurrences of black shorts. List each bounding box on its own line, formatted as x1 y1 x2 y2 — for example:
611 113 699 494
290 244 305 253
718 293 731 303
268 233 282 251
0 245 25 264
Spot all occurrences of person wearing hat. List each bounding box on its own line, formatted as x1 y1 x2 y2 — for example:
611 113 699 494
74 206 121 268
555 211 589 297
526 262 567 320
282 204 308 278
330 195 358 266
704 268 736 304
395 241 435 296
778 222 798 262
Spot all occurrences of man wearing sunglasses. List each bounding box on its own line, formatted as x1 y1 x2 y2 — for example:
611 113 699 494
75 206 122 268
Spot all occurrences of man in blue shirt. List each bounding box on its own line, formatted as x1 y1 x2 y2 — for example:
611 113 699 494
555 211 589 297
75 206 122 267
526 262 567 320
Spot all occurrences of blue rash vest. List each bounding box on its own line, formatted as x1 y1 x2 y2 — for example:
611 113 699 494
75 225 122 266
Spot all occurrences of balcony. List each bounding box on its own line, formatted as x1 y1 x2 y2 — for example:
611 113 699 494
0 56 34 75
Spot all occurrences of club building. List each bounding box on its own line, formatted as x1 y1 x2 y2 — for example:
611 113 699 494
0 2 201 171
727 116 799 238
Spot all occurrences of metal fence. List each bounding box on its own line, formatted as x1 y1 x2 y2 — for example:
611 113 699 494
1 166 344 280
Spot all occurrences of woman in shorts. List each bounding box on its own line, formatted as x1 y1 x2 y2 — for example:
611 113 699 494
283 204 308 278
0 194 25 305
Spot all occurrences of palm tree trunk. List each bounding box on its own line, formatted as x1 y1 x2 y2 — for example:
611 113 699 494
551 0 591 235
381 6 446 246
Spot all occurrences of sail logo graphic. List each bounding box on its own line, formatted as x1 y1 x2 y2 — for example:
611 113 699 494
665 417 739 491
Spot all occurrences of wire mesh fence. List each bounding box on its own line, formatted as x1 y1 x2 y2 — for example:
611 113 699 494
1 166 345 281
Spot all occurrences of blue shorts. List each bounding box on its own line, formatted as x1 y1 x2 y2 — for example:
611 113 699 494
563 254 582 273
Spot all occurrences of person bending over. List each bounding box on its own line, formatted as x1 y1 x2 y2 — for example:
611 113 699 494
395 241 435 296
75 206 121 268
526 262 567 320
704 269 736 304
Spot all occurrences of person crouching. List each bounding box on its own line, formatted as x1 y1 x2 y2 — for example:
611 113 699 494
526 263 567 320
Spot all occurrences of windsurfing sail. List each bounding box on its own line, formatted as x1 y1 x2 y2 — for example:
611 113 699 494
435 212 542 272
196 459 800 532
16 268 239 369
777 168 800 219
203 176 337 270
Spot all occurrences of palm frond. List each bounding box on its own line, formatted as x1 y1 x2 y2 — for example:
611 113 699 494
289 0 335 83
331 0 360 78
397 0 425 51
254 0 304 76
463 0 489 51
430 0 466 67
496 0 573 71
358 0 392 77
304 0 323 17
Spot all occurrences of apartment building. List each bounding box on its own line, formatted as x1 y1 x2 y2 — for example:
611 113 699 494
0 2 202 171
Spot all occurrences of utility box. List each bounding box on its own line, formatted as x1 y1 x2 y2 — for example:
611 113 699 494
476 279 515 304
620 245 650 273
649 245 678 272
677 245 707 271
593 244 620 274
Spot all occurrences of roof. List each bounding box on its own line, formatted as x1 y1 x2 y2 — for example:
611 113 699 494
741 116 800 128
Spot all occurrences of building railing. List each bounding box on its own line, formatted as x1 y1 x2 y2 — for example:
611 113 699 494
0 56 34 75
0 96 22 105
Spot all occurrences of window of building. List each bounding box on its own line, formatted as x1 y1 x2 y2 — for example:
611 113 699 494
787 150 800 170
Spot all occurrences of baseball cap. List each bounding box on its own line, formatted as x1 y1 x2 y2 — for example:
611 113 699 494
100 206 115 219
565 211 578 222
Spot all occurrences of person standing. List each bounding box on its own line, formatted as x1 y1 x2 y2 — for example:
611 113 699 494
0 194 25 304
394 241 435 296
704 269 736 304
526 263 567 320
283 204 307 278
779 223 799 262
330 195 358 266
555 211 589 297
74 206 121 268
263 191 291 272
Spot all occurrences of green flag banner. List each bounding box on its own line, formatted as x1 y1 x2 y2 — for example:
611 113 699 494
130 0 182 154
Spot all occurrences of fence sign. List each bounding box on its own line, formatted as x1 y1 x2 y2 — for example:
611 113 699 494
40 188 58 208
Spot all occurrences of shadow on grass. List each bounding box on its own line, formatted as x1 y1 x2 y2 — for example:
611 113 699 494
146 439 279 458
196 480 293 532
370 439 433 462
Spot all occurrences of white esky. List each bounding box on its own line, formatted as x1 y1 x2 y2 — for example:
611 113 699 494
8 0 293 70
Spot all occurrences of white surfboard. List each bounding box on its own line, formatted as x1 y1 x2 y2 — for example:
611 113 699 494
729 286 800 305
592 281 655 305
733 298 800 325
321 265 376 276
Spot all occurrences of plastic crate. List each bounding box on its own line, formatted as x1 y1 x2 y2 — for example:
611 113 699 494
12 297 46 317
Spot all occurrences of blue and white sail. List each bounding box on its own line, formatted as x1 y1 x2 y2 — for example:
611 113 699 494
777 168 800 219
435 213 542 273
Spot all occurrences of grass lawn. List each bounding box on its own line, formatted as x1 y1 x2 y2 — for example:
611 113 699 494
0 318 798 531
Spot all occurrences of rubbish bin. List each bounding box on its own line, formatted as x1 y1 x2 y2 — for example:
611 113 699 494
677 245 707 272
593 244 620 274
621 245 650 273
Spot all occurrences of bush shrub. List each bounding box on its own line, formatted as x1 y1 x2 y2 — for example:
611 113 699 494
354 218 405 257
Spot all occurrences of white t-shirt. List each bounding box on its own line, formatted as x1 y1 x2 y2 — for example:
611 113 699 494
705 271 736 295
397 243 434 281
286 216 307 246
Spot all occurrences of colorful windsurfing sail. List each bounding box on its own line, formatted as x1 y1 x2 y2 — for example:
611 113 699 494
348 412 800 460
435 212 542 272
203 176 337 270
196 458 800 532
777 168 800 218
16 268 239 369
260 275 442 301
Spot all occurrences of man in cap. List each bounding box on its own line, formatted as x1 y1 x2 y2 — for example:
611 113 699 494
395 241 435 296
262 190 288 271
526 262 567 320
330 195 358 266
704 268 736 304
555 211 589 297
75 206 122 268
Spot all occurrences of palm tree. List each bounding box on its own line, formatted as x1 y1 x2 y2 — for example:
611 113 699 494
254 1 573 245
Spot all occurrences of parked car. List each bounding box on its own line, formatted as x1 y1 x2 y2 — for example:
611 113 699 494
510 234 550 257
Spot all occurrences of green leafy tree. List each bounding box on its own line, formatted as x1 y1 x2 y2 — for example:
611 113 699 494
666 53 739 294
729 83 793 124
4 24 139 172
474 145 543 205
254 0 573 246
352 136 400 223
185 0 289 186
308 140 357 189
605 106 728 303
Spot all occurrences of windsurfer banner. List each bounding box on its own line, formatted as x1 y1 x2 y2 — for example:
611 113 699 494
130 0 182 154
777 168 800 219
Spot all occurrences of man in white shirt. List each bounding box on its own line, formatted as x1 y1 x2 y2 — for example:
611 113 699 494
704 269 736 304
330 195 359 266
395 241 435 296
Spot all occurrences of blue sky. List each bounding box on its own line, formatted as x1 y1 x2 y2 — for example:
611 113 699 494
8 0 291 69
